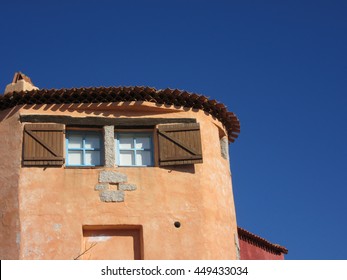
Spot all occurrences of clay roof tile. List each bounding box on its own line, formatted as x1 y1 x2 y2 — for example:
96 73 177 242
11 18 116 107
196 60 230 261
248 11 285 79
237 227 288 255
0 86 240 142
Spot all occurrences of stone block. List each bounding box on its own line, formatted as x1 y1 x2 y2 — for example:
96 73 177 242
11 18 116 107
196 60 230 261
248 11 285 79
99 170 127 183
95 184 108 191
99 190 124 202
220 136 230 161
103 126 115 167
119 183 137 191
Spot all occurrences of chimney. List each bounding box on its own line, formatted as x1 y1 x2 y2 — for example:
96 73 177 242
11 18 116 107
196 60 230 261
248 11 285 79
4 72 39 94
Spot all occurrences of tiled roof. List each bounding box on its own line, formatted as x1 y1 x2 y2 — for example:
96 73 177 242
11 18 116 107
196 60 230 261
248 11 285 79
238 227 288 255
0 86 240 142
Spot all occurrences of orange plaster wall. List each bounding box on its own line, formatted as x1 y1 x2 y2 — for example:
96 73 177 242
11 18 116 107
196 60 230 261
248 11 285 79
2 102 239 259
0 108 22 259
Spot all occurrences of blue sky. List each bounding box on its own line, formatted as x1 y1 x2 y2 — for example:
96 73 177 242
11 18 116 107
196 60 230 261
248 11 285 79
1 1 346 260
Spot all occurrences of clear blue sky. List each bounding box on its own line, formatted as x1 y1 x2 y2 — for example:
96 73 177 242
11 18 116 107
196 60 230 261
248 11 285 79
1 1 346 260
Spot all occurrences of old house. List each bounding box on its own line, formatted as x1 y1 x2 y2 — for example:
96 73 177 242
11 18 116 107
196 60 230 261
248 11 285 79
0 72 241 260
0 72 287 260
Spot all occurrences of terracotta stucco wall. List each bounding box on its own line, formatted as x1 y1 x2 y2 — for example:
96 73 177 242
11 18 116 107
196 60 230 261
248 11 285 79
239 239 284 260
2 102 238 259
0 108 22 259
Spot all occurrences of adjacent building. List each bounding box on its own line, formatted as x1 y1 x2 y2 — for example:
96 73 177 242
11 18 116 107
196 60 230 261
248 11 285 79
238 227 288 260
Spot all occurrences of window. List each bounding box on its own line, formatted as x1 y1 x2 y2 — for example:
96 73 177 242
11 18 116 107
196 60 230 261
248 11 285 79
22 122 203 168
116 132 153 166
66 130 103 166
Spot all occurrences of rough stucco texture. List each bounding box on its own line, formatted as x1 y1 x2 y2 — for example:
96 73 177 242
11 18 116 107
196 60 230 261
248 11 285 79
0 108 22 259
1 102 239 260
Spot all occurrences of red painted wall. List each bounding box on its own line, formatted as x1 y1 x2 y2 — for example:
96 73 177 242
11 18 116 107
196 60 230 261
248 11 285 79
239 239 284 260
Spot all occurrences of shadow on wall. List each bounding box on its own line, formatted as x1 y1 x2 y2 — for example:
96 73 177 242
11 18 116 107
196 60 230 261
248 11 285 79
161 164 196 174
0 106 20 122
22 102 184 117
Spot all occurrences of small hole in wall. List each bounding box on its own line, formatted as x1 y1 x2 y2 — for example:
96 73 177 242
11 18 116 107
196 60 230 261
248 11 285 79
174 221 181 228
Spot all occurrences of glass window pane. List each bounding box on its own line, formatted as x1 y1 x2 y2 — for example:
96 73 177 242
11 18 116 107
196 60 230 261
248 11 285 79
68 151 82 165
119 136 134 149
135 136 151 149
85 151 101 166
119 151 134 166
85 135 100 149
68 135 83 149
136 151 152 166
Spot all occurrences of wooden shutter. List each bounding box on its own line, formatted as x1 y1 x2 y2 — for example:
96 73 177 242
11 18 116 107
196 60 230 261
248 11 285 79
158 123 203 166
23 124 65 166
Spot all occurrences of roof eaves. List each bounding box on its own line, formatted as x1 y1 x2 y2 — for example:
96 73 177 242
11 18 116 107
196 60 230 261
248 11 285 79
237 227 288 255
0 86 241 143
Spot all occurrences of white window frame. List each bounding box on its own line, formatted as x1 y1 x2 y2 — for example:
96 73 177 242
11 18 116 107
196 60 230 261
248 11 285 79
66 130 103 167
115 132 154 167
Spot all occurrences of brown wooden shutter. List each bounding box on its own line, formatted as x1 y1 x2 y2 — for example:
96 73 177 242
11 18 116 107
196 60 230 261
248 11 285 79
158 123 203 166
23 124 65 166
